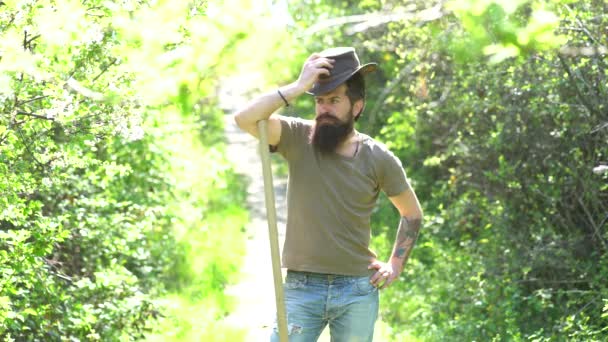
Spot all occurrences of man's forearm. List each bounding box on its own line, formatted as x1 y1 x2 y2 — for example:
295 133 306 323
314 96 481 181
234 53 334 131
391 216 422 269
234 82 306 128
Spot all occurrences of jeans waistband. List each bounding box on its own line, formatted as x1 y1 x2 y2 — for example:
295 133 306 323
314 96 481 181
286 270 368 284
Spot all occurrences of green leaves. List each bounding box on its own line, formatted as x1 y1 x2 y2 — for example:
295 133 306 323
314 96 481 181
0 0 250 339
447 0 567 63
0 229 30 245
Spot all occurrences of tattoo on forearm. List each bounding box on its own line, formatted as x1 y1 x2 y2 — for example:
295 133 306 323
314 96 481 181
392 216 421 262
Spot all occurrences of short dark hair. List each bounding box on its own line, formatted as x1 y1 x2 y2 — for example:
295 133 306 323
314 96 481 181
345 72 366 120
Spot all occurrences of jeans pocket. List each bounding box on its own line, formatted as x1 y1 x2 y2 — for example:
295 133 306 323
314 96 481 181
353 276 376 296
284 272 307 290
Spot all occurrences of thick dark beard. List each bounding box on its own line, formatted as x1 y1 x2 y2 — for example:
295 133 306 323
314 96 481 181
309 112 354 155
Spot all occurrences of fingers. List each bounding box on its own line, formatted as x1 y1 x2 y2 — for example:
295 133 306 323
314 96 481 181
368 261 384 286
370 272 387 288
370 269 393 288
314 58 334 70
309 52 321 59
367 261 382 270
306 54 334 67
308 52 332 61
368 260 398 289
379 273 397 290
369 272 382 287
297 55 335 89
308 57 334 77
307 52 333 68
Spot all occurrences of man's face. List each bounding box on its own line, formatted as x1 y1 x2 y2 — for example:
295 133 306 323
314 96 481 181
314 84 353 122
309 84 358 154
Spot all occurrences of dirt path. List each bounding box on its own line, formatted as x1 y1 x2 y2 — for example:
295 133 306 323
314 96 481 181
219 74 288 341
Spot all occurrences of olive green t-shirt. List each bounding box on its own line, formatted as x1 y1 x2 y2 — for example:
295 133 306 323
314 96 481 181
274 116 410 276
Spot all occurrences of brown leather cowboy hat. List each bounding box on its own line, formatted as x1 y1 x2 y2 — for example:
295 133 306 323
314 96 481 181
306 47 378 96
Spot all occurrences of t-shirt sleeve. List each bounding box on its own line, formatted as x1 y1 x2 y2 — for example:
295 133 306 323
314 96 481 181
271 116 303 161
379 148 411 197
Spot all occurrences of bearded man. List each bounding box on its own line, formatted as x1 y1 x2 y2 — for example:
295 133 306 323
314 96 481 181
234 47 423 342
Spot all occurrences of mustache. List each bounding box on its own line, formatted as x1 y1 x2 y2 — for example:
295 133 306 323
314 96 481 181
316 113 340 123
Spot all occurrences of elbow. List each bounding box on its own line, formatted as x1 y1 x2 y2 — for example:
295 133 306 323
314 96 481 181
414 207 424 221
409 214 423 223
405 207 423 222
234 110 256 132
233 111 244 129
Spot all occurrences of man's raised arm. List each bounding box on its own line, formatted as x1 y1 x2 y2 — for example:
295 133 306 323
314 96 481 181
233 53 334 145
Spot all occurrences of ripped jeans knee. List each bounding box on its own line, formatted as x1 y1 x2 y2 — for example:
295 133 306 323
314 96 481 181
272 317 303 336
270 314 313 342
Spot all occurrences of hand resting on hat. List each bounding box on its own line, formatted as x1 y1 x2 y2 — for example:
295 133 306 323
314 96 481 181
296 53 335 92
234 52 335 146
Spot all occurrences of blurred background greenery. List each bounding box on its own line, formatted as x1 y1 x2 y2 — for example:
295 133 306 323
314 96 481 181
0 0 606 341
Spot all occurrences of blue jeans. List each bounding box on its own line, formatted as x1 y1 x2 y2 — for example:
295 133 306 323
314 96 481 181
270 270 379 342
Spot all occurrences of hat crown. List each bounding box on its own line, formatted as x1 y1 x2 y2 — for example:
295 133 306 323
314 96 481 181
319 47 361 78
307 47 377 96
319 47 356 58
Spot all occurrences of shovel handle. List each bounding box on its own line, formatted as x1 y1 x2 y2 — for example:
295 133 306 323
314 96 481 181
257 119 288 342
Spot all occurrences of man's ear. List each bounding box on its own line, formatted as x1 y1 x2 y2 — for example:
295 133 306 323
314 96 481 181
354 99 365 121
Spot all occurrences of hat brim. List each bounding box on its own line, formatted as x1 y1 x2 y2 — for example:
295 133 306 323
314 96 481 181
306 63 377 96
